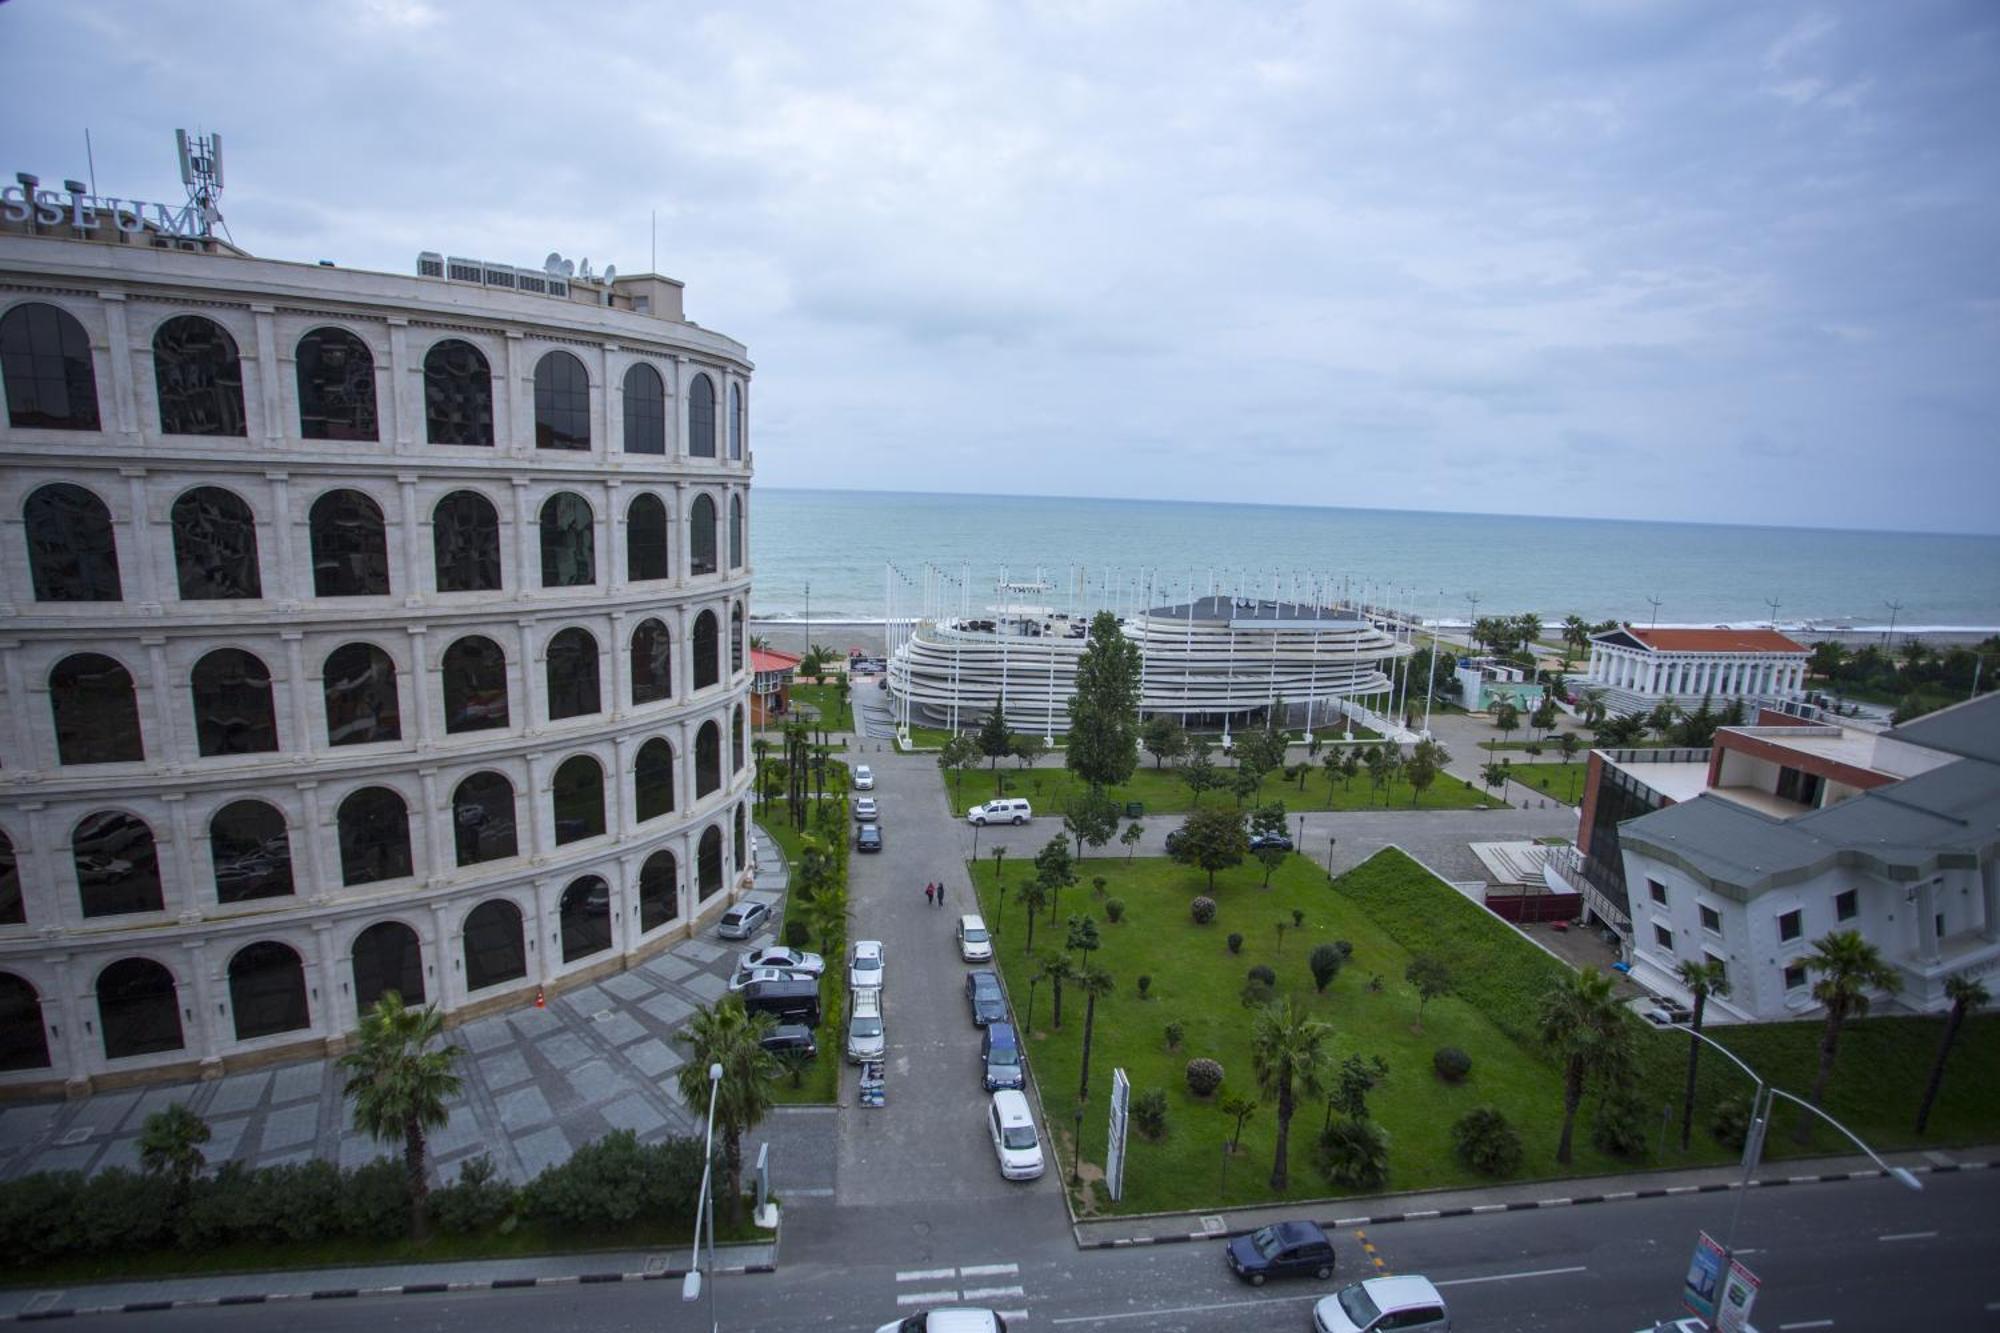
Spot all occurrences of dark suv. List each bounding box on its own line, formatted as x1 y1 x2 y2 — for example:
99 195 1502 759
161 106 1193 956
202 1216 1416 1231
1226 1220 1336 1285
965 970 1007 1026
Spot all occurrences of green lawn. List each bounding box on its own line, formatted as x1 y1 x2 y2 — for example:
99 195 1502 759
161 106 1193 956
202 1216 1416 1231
787 682 856 733
1496 760 1590 804
947 765 1499 818
975 848 2000 1215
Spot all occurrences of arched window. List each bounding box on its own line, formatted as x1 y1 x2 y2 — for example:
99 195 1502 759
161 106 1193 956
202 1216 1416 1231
152 315 246 436
210 799 293 903
452 772 518 866
627 493 669 582
228 941 309 1040
309 489 390 597
463 900 526 991
728 383 743 461
170 486 262 599
687 373 716 458
559 876 613 962
728 494 744 569
97 958 183 1059
296 327 378 440
322 643 401 746
74 812 162 917
735 802 748 870
24 483 120 602
631 619 673 704
441 636 509 734
2 302 99 430
622 362 665 455
731 704 746 773
351 920 424 1010
552 755 605 845
337 787 412 886
51 653 143 764
689 493 718 576
0 974 50 1071
0 828 20 926
695 720 722 799
424 339 493 446
539 492 595 587
639 849 679 933
191 648 278 756
635 738 676 822
693 610 720 691
732 603 746 674
533 350 591 450
546 628 601 720
432 490 502 593
698 825 724 900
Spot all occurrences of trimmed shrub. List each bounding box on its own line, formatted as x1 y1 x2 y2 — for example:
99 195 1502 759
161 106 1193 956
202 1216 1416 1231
1241 964 1277 1007
1452 1107 1523 1177
1185 1057 1225 1097
1432 1047 1473 1083
1132 1089 1170 1140
1164 1020 1186 1050
1190 897 1217 925
1105 897 1126 923
783 918 812 950
1315 1116 1391 1192
1137 974 1152 999
1309 943 1345 993
1247 964 1277 987
1226 932 1244 954
1592 1080 1652 1159
1335 940 1354 960
432 1155 516 1235
339 1159 413 1241
523 1129 707 1231
1711 1093 1753 1151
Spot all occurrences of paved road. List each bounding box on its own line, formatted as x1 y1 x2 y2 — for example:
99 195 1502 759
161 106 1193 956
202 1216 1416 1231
39 1164 1999 1329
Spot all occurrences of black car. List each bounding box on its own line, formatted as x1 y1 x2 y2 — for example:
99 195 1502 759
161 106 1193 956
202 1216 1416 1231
1249 832 1294 852
1163 826 1185 855
1225 1220 1336 1286
759 1023 818 1059
965 970 1007 1026
857 824 883 853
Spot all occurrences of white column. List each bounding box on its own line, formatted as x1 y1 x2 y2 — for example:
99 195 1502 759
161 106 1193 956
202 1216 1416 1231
406 626 433 746
397 474 424 604
386 317 413 446
99 291 139 439
503 330 527 454
511 477 537 594
251 304 282 444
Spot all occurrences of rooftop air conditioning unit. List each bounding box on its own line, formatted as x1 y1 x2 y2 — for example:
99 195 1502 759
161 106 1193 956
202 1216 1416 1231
446 256 482 283
417 252 444 278
481 264 516 289
515 268 548 295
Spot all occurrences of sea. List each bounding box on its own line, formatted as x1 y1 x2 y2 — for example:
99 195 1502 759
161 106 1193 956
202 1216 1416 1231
748 488 2000 634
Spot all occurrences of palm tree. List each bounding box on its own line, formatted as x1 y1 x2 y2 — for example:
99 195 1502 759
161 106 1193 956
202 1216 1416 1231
799 888 847 955
137 1102 211 1207
1039 951 1075 1030
1537 968 1627 1166
1561 615 1592 666
1915 973 1990 1134
1796 930 1900 1142
1581 689 1608 728
1074 963 1116 1102
676 997 781 1227
1017 879 1049 954
339 993 464 1239
1220 1094 1258 1152
1250 998 1335 1191
1675 958 1731 1150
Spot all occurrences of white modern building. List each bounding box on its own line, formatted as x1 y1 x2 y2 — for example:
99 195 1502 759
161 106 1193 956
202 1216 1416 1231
0 176 756 1094
888 594 1412 737
1579 626 1809 717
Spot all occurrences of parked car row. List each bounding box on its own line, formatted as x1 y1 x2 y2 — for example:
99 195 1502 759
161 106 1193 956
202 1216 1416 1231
847 937 887 1063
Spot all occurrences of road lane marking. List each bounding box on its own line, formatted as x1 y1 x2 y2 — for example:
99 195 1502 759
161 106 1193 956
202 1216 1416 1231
1051 1294 1322 1324
961 1264 1021 1278
964 1286 1027 1301
998 1314 1030 1324
897 1289 962 1306
1434 1265 1589 1288
1877 1231 1938 1242
1778 1321 1834 1329
898 1269 958 1283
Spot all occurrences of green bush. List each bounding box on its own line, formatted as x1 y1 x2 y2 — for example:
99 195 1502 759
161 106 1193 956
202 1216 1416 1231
1137 974 1152 999
1591 1080 1653 1159
432 1155 516 1235
1241 964 1277 1007
1432 1047 1472 1083
1191 897 1217 925
522 1130 709 1232
66 1168 175 1255
784 918 812 950
1185 1058 1225 1096
1452 1106 1523 1177
339 1159 414 1241
1164 1020 1186 1050
1226 932 1244 954
1315 1116 1391 1192
1105 897 1126 923
0 1170 83 1263
1309 943 1345 993
1711 1093 1753 1151
1132 1089 1170 1140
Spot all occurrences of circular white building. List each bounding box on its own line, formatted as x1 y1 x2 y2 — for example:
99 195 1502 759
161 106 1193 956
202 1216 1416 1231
889 595 1411 736
0 202 755 1094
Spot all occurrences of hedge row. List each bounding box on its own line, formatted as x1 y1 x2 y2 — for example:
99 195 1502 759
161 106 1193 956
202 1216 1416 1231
0 1129 710 1267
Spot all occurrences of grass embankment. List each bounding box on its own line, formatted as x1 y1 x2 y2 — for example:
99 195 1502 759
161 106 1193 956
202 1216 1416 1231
948 764 1498 819
1495 761 1589 804
973 848 2000 1215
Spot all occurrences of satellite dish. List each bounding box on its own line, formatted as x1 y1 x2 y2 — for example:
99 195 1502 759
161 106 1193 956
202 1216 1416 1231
578 257 592 279
560 259 575 278
603 265 616 284
544 251 565 275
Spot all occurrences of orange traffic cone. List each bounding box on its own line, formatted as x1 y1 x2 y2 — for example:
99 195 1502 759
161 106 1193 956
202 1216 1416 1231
534 985 546 1009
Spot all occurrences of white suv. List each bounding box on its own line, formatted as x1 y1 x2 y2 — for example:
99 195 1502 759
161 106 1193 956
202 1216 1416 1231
966 798 1032 826
853 765 875 790
988 1089 1044 1180
957 914 993 962
847 988 885 1062
1313 1276 1450 1332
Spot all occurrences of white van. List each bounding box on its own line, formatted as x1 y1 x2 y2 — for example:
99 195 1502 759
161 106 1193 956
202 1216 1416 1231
847 987 885 1063
957 914 993 962
966 798 1032 826
987 1089 1044 1180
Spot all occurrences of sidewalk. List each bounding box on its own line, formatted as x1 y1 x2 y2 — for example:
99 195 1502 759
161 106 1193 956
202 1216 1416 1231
1070 1146 2000 1249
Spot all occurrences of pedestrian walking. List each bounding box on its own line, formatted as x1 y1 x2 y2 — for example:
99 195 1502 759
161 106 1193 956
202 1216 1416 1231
935 879 944 908
924 883 934 907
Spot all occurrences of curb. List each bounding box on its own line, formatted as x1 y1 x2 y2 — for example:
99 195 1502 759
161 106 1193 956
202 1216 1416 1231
1073 1159 1993 1250
11 1263 780 1322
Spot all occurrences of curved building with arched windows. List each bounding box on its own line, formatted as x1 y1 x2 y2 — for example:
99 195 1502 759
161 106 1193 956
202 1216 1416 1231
0 214 755 1094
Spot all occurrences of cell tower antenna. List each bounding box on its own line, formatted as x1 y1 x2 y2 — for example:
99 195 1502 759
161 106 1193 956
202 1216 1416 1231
173 128 230 241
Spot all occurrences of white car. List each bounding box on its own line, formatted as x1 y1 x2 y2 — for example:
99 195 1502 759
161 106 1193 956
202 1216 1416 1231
854 796 880 822
853 765 875 790
847 988 885 1062
966 798 1032 826
988 1089 1044 1180
727 965 813 993
1313 1277 1450 1332
957 914 993 963
876 1309 1008 1333
849 939 885 991
738 946 826 977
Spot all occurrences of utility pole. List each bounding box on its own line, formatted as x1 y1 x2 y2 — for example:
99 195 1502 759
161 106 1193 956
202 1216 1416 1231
1765 595 1781 630
1883 599 1903 649
1646 594 1664 629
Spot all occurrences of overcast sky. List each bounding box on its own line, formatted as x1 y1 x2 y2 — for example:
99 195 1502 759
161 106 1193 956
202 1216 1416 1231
7 1 1997 534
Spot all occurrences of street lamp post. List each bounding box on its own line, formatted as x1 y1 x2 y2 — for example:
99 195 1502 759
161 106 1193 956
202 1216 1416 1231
1324 836 1337 882
681 1060 725 1333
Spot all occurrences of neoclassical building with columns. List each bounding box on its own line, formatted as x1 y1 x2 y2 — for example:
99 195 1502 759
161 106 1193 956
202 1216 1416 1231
0 211 756 1094
1580 626 1808 718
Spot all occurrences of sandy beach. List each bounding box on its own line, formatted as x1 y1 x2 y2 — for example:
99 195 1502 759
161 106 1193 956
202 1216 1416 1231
750 620 888 657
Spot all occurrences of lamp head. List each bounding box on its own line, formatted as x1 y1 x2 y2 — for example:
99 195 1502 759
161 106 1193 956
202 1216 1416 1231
708 1061 723 1083
1890 1166 1923 1192
681 1270 702 1302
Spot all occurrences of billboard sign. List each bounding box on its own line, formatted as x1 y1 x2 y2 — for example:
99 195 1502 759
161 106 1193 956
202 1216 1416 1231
1107 1068 1131 1202
1716 1255 1761 1333
1682 1231 1726 1322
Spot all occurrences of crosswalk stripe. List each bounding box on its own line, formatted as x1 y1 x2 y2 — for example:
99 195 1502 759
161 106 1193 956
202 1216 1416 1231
960 1263 1020 1278
963 1286 1026 1301
998 1314 1030 1324
897 1268 958 1283
897 1289 962 1307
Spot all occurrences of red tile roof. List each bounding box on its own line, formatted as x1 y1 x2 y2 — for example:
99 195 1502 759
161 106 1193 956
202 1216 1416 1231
1626 627 1807 654
751 648 801 673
